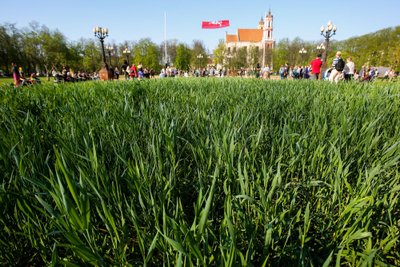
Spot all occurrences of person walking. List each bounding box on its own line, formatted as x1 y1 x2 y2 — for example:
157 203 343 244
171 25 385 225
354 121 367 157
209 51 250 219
329 51 345 83
310 54 323 80
114 66 120 80
279 65 286 79
343 57 355 81
129 63 137 79
121 60 129 80
11 62 20 87
262 65 270 79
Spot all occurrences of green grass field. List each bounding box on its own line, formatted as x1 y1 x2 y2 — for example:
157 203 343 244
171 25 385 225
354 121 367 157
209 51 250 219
0 77 15 86
0 77 53 86
0 78 399 266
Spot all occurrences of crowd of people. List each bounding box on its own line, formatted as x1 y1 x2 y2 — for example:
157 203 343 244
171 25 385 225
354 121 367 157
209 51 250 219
9 56 398 87
278 51 398 83
159 65 229 78
51 66 100 82
120 60 157 80
11 62 41 87
152 53 398 83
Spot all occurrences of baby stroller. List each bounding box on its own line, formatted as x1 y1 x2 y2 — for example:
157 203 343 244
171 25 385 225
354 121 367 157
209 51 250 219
324 68 332 80
324 68 344 82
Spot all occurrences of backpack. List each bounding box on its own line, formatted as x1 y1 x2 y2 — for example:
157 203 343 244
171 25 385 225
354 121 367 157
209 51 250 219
335 58 345 71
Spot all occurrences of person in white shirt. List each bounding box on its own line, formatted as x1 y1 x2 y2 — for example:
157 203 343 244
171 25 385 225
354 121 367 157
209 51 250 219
262 65 270 79
344 57 355 81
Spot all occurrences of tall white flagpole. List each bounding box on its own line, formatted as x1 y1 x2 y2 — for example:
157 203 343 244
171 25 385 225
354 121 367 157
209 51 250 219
164 11 168 66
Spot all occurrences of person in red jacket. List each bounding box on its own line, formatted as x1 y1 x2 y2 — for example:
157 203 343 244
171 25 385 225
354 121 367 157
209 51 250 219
129 64 137 79
310 54 323 80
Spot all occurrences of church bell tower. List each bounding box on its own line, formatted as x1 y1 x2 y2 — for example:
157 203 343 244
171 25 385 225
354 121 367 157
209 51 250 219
262 9 275 67
263 9 274 49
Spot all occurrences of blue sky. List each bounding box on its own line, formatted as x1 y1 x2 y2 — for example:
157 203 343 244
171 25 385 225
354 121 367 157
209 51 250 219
2 0 399 51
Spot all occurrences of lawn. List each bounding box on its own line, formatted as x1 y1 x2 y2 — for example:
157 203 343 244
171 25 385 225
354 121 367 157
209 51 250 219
0 78 399 266
0 76 55 86
0 77 14 86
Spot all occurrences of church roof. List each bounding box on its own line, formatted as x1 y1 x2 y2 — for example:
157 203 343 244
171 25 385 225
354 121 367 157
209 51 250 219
226 29 263 43
237 29 263 42
226 34 238 43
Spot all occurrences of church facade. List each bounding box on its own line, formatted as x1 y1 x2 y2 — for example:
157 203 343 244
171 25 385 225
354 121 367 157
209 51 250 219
225 10 275 67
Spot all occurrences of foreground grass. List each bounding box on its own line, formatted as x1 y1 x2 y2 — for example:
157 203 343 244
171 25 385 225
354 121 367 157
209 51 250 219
0 78 399 266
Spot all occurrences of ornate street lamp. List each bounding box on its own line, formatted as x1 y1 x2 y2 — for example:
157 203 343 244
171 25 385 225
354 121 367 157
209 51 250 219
299 48 307 65
123 47 131 65
317 43 325 53
106 45 113 67
93 26 109 70
320 21 337 68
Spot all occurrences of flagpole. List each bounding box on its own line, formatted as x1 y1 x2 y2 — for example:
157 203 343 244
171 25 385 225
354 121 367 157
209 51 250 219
164 11 168 66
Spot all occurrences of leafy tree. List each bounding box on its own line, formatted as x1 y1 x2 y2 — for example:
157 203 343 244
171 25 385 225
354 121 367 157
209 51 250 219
248 45 259 69
191 40 208 68
174 43 191 71
233 46 247 71
80 40 101 72
39 29 70 71
20 22 42 74
335 26 400 70
212 39 225 66
273 38 290 69
146 42 161 72
67 42 85 72
0 23 22 74
133 38 161 71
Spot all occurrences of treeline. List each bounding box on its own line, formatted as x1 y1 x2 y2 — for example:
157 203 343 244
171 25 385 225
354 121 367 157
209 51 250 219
271 26 400 70
1 22 94 75
0 22 210 75
335 26 400 69
1 22 399 75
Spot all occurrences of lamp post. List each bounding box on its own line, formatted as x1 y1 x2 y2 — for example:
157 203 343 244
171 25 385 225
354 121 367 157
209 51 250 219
299 48 307 65
317 43 325 53
106 45 113 67
123 47 131 65
93 26 109 70
320 21 337 68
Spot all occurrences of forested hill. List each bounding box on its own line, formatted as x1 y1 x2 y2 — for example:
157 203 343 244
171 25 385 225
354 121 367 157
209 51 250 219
334 26 400 68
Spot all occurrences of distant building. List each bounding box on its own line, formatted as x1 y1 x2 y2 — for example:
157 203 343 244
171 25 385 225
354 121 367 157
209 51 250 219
225 9 275 68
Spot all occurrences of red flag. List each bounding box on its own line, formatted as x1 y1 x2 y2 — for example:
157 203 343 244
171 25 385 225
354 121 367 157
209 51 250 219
202 20 230 29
